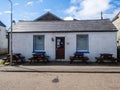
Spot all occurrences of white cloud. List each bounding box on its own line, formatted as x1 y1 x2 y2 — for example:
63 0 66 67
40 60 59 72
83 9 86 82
66 6 77 14
70 0 82 4
80 0 110 15
44 9 51 12
64 16 73 20
0 12 2 15
14 3 19 6
4 11 11 14
65 0 111 20
26 1 33 6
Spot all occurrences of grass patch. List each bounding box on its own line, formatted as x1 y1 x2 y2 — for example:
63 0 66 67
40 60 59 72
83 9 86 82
0 60 9 65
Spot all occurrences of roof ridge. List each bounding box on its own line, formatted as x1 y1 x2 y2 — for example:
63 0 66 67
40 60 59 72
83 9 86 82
34 12 63 21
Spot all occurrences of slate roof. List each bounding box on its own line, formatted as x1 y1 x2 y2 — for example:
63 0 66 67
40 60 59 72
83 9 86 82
11 19 117 33
34 12 63 21
0 21 6 27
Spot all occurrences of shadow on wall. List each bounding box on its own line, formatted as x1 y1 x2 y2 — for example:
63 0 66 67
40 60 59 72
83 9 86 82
0 48 8 55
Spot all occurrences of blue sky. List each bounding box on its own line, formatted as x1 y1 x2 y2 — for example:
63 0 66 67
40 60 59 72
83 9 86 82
0 0 120 28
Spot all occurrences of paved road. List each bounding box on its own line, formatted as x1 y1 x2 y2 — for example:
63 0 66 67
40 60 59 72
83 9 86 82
1 55 120 90
0 72 120 90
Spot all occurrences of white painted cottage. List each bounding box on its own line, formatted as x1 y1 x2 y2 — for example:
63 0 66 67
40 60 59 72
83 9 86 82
8 12 118 61
0 21 7 54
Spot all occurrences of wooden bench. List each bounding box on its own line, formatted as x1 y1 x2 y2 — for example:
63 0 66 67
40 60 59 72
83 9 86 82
70 53 89 64
95 53 118 63
14 53 25 63
2 53 25 64
29 54 49 64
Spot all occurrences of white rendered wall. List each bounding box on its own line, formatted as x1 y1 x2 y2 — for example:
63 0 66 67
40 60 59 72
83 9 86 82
0 26 7 48
12 32 117 61
89 32 117 61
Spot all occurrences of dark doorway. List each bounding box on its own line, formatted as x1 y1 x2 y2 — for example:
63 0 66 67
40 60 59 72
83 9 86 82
56 37 65 59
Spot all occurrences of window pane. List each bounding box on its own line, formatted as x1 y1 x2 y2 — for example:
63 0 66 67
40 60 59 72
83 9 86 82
77 35 88 50
34 35 44 51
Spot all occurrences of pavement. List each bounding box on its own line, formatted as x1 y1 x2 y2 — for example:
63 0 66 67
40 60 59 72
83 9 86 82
1 64 120 73
1 54 120 73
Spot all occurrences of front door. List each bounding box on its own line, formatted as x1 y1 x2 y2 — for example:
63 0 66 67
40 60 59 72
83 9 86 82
56 37 65 59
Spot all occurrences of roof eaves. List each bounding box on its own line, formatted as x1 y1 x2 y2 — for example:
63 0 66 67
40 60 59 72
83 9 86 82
9 30 118 33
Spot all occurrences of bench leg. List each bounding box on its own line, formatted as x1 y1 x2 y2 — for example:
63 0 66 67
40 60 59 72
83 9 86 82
70 59 73 64
96 59 103 63
111 59 118 64
83 60 88 64
43 59 48 63
29 59 33 64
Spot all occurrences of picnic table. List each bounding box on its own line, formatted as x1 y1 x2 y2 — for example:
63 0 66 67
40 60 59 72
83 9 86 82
2 53 25 64
95 53 118 63
70 52 89 64
29 53 49 64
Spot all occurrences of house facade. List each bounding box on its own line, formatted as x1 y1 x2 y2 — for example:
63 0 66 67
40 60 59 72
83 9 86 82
8 12 117 61
0 21 7 54
112 12 120 45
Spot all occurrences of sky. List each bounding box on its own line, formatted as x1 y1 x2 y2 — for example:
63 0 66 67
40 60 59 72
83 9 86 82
0 0 120 28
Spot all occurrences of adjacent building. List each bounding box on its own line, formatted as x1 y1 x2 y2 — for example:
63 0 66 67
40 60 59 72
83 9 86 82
0 21 7 54
112 12 120 45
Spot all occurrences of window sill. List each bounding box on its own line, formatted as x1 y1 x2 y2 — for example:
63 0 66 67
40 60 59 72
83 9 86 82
75 50 89 54
32 50 46 54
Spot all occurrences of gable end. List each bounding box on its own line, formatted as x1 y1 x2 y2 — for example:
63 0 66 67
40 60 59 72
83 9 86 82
34 12 63 21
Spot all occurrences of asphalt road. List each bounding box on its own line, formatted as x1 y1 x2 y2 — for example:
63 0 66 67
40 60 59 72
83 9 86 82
0 72 120 90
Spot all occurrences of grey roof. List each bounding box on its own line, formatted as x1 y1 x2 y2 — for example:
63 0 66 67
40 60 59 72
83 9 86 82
34 12 63 21
0 21 6 27
11 19 117 33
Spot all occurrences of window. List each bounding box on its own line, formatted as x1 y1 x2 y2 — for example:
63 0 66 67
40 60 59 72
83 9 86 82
33 35 44 52
77 35 89 51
